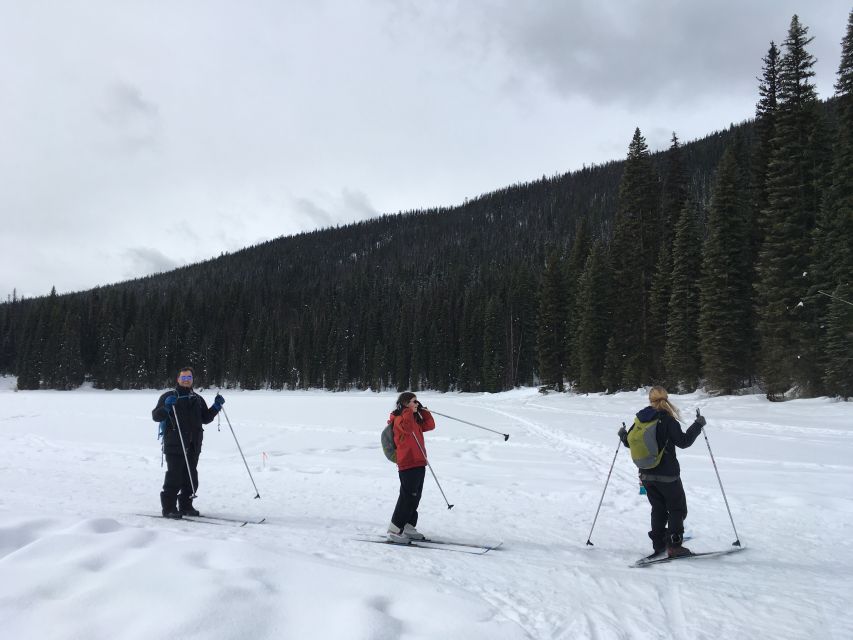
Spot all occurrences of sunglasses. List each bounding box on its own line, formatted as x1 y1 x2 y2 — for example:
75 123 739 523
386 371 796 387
179 375 193 381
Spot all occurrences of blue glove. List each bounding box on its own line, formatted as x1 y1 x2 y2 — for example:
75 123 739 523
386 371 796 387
164 396 177 411
213 394 225 411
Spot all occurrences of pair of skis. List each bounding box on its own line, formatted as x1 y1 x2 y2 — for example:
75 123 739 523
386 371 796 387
632 545 745 567
136 513 265 527
354 534 502 555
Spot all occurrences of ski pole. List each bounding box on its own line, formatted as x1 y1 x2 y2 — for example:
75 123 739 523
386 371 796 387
585 430 623 546
171 405 197 499
410 429 454 510
430 410 510 441
817 289 853 306
696 409 741 547
220 407 261 499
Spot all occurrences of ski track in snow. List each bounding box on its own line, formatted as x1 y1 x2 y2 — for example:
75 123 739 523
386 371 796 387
0 385 852 639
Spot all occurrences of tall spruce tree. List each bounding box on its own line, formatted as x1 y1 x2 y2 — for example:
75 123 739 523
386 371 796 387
482 296 505 392
699 142 753 393
573 240 611 392
663 201 702 392
649 134 690 383
564 217 591 385
537 250 567 390
508 265 538 387
753 41 780 225
609 128 662 389
749 42 781 386
755 15 822 397
815 10 853 397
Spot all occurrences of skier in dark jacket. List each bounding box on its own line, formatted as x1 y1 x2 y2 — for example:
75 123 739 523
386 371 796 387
618 386 705 557
152 366 223 518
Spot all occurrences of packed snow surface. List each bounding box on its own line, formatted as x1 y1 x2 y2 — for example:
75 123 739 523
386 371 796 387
1 382 851 639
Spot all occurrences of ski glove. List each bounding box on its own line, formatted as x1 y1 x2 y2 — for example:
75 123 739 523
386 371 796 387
164 396 177 411
212 394 225 411
693 415 706 428
618 425 628 439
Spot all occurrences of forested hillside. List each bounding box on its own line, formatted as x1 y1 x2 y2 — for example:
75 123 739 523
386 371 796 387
2 14 851 398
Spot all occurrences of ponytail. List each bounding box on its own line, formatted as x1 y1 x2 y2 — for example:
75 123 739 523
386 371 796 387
648 386 681 422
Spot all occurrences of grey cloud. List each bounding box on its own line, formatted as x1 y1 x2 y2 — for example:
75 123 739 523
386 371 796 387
472 1 849 107
294 197 335 229
341 188 380 220
294 189 380 229
98 81 161 151
123 247 180 278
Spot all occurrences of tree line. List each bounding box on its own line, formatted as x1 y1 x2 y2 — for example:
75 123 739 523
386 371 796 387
1 13 851 399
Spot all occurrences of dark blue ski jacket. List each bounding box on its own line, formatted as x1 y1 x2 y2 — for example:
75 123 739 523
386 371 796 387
152 387 219 455
620 406 703 477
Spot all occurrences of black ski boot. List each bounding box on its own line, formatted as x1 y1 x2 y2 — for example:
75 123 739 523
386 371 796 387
160 491 183 519
179 496 200 517
649 530 666 555
666 532 692 558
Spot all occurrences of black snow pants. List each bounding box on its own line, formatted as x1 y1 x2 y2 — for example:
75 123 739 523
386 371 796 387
391 466 426 530
162 446 200 505
643 477 688 547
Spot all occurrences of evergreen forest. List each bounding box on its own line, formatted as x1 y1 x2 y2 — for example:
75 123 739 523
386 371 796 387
2 14 851 399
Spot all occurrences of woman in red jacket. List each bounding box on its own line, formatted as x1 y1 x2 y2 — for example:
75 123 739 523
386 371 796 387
387 391 436 543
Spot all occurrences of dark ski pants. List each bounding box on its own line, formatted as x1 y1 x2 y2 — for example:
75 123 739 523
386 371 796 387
643 477 688 546
391 466 426 530
163 448 199 505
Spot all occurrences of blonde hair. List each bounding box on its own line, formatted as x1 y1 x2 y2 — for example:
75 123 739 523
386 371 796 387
649 386 681 421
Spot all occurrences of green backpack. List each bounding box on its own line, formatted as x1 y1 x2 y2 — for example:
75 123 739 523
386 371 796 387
381 421 397 463
626 416 667 469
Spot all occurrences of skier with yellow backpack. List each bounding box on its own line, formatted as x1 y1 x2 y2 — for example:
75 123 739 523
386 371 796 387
619 386 706 558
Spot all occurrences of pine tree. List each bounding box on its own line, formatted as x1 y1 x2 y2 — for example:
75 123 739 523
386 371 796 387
564 218 591 385
609 128 661 389
755 15 822 397
537 250 567 390
55 309 84 389
601 336 623 393
573 240 611 392
482 296 505 392
753 41 780 227
649 134 691 384
457 290 482 392
508 265 538 387
663 202 702 392
816 10 853 397
699 142 753 393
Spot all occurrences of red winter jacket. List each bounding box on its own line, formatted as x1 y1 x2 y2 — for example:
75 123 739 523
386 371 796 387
391 407 436 471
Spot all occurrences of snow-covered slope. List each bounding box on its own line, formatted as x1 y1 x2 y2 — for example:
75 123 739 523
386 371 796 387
1 384 851 639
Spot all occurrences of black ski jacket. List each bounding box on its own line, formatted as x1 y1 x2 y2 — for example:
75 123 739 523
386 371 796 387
620 406 703 477
152 388 219 456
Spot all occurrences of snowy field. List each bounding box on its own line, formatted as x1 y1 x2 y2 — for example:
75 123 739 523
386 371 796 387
1 377 851 640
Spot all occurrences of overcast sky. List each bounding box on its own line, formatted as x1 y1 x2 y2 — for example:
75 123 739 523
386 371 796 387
1 1 850 298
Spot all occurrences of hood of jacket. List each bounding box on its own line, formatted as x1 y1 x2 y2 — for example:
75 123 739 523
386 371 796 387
636 406 659 422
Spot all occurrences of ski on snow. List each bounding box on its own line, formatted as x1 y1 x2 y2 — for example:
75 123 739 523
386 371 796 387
187 514 266 526
354 535 502 555
632 546 746 568
134 513 265 527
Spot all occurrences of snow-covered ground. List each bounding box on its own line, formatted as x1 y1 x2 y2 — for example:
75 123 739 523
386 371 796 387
1 379 851 639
